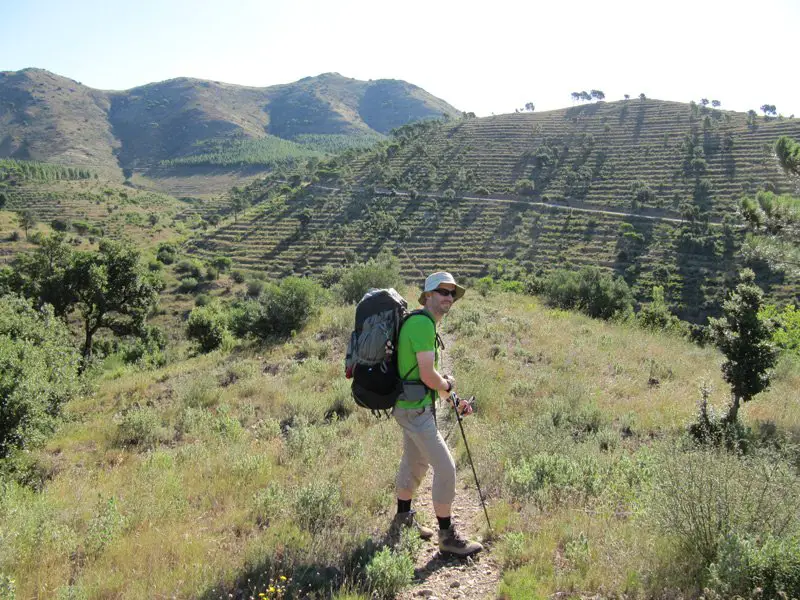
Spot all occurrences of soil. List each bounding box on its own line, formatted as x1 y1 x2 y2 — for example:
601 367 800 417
395 469 502 600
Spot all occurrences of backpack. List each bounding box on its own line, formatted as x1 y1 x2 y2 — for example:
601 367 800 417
344 288 433 415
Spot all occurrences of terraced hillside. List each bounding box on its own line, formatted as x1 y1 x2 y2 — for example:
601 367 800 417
185 101 800 321
0 179 188 263
350 100 800 219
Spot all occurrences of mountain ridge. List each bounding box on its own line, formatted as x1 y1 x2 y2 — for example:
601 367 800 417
0 68 461 179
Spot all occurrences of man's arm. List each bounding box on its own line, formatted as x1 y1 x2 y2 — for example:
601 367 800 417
416 351 453 398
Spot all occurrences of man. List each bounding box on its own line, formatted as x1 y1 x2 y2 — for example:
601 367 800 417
391 271 483 557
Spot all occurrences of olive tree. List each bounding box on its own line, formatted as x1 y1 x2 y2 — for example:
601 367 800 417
70 240 162 360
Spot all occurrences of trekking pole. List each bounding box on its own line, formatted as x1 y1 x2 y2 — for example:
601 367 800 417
449 392 493 536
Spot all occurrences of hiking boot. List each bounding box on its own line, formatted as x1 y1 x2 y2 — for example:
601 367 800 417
438 525 483 556
391 510 435 540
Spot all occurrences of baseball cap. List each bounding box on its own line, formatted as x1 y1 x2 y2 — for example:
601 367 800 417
418 271 466 305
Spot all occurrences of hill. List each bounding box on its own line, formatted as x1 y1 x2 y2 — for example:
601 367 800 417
0 68 461 193
1 287 798 599
185 101 800 321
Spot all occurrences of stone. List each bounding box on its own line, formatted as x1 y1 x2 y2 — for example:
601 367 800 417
417 589 434 597
450 581 461 588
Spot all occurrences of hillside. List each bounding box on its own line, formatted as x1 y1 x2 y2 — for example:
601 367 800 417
2 287 798 599
184 102 800 322
0 68 461 193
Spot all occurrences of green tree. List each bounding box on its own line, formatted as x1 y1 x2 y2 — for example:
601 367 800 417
774 136 800 176
524 102 535 112
0 294 80 457
0 191 7 210
708 270 779 424
70 240 162 361
297 207 313 231
590 90 605 100
229 189 250 223
18 209 37 239
6 233 76 316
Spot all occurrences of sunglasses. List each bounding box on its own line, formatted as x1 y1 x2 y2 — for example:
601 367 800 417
432 288 457 298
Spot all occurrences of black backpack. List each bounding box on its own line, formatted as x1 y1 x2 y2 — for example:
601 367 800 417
344 288 434 415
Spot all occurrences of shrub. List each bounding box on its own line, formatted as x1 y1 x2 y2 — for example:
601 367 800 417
707 533 800 599
0 294 81 458
187 304 230 352
246 279 265 298
638 286 686 334
514 179 535 195
175 259 204 279
237 277 324 339
294 479 341 534
337 253 401 304
542 266 633 319
651 447 800 570
364 547 414 599
231 269 246 284
50 218 70 232
156 242 177 265
210 255 232 272
115 407 167 449
178 277 199 293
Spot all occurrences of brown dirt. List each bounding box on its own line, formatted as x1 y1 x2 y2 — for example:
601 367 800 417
395 468 502 600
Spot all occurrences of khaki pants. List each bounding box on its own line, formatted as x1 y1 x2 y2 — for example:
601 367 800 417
394 405 456 505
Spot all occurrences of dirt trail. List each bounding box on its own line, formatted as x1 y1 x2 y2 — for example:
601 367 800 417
396 329 502 600
395 470 502 600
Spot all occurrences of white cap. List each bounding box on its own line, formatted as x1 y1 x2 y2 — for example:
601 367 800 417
418 271 466 306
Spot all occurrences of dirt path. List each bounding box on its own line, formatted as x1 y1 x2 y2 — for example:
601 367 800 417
395 469 502 600
395 330 502 600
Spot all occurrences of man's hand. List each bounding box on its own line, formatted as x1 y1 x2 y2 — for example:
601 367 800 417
448 392 474 416
438 374 456 399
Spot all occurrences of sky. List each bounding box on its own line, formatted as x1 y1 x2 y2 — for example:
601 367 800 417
1 0 799 118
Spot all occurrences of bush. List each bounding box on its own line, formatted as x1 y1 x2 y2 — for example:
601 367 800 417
651 447 800 570
707 533 800 599
175 259 204 279
210 255 232 272
187 304 230 352
294 479 341 534
236 277 324 339
231 269 247 284
178 277 199 293
364 547 414 599
156 242 177 265
50 218 70 232
638 286 686 334
0 294 81 458
246 279 265 298
542 266 633 319
514 179 535 195
115 407 167 449
337 254 401 304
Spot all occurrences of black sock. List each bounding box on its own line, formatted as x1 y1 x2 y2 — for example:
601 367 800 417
397 499 412 514
437 516 451 531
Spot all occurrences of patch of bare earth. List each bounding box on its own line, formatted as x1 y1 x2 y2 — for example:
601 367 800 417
396 468 500 600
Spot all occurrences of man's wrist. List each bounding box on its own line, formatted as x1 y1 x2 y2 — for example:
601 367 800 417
444 379 452 392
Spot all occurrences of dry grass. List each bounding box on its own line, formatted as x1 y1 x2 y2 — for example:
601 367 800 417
1 289 798 599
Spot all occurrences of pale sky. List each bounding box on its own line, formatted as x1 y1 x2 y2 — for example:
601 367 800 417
2 0 799 118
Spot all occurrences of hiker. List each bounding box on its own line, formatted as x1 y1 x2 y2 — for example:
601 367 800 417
391 272 483 557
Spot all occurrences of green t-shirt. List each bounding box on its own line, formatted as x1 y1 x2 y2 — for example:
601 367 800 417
395 310 438 409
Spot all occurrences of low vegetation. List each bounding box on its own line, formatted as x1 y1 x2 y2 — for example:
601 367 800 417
1 245 799 598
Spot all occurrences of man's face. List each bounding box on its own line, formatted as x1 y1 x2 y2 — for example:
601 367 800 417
428 282 456 315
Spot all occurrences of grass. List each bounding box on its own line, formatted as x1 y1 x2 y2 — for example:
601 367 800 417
1 288 799 598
